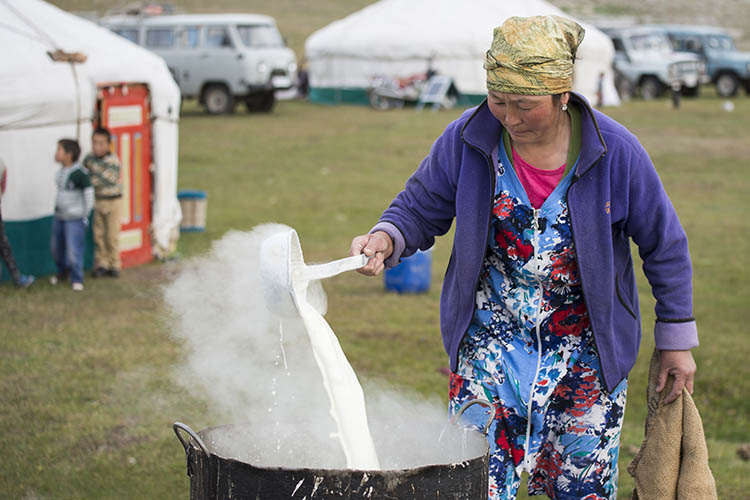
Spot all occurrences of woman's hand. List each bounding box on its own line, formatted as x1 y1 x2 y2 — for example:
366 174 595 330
656 349 697 404
350 231 393 276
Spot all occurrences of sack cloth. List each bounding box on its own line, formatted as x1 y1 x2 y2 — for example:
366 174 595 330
628 350 717 500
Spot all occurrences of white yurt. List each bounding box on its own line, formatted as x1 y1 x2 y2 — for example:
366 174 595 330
305 0 620 107
0 0 182 278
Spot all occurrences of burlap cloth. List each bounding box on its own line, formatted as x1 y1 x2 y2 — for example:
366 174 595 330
628 350 718 499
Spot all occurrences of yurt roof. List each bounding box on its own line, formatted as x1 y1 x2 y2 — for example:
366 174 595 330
0 0 180 130
305 0 618 104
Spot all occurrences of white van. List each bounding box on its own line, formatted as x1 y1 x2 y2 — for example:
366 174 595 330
101 14 297 113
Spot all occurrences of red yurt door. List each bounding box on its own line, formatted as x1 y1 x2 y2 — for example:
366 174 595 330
97 84 152 268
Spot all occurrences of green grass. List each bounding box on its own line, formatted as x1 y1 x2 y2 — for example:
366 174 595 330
2 88 749 498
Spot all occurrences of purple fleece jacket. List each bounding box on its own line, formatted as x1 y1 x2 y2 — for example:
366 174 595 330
372 93 697 392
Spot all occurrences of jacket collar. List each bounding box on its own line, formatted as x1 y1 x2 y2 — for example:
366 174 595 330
461 92 607 177
460 100 501 161
571 92 607 177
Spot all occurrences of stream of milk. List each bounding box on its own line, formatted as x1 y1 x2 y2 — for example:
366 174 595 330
164 225 485 470
294 301 380 469
280 229 380 470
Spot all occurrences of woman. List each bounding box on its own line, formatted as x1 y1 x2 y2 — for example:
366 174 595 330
351 15 698 500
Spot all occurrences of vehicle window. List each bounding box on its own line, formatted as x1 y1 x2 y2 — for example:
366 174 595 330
237 24 284 48
114 28 139 44
629 33 671 53
179 26 201 49
684 37 703 52
611 37 625 52
145 28 175 49
706 35 735 51
206 26 233 49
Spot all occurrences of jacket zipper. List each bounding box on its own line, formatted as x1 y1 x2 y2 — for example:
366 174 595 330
524 207 545 471
451 144 496 372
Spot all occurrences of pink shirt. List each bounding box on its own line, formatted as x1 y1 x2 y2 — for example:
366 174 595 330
512 147 566 209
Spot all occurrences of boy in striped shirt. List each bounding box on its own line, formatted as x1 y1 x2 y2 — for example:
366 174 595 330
83 128 122 278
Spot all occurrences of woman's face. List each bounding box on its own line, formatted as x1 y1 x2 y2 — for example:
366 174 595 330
487 91 568 146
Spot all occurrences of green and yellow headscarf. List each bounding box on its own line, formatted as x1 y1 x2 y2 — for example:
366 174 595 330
485 15 585 95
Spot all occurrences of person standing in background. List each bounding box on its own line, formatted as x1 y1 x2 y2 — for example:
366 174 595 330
0 158 35 288
297 62 310 99
83 127 122 278
51 139 94 291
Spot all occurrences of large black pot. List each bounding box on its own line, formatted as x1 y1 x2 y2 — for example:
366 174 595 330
174 400 493 500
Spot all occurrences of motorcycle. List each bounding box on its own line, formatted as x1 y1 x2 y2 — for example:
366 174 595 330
367 70 445 110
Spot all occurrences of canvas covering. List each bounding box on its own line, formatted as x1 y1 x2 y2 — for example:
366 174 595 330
305 0 620 106
0 0 181 258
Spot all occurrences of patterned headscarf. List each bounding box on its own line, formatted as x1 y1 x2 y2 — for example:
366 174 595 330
485 15 585 95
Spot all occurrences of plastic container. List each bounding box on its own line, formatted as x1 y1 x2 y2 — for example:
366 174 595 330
178 190 207 232
384 248 432 294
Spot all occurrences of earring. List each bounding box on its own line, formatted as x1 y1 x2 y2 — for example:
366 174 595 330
561 103 568 111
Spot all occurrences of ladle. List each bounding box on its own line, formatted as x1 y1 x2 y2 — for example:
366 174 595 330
259 227 380 470
260 228 367 317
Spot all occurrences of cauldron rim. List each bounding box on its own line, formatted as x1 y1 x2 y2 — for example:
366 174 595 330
174 408 493 500
195 421 489 473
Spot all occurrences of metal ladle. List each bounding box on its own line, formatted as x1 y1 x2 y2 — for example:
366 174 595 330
259 228 368 318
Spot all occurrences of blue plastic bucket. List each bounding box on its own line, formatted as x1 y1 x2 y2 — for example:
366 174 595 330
384 248 432 294
177 190 207 232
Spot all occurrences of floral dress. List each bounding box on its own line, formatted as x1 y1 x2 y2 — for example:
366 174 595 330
449 144 628 500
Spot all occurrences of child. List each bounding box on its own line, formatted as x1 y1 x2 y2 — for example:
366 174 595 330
0 158 35 288
50 139 94 291
83 127 122 278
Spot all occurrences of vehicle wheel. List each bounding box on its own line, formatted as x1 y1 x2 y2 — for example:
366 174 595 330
246 91 275 113
615 76 634 102
203 84 235 114
639 76 662 100
681 85 700 97
716 73 739 97
260 92 275 112
369 93 396 110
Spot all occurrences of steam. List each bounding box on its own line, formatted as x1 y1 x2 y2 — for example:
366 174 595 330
164 224 486 469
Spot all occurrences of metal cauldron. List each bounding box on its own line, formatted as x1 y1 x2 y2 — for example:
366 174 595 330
173 400 494 500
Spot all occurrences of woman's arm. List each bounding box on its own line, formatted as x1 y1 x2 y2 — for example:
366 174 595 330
624 144 698 402
369 119 465 268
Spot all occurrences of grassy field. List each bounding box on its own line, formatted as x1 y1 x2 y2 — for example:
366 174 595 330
2 88 749 498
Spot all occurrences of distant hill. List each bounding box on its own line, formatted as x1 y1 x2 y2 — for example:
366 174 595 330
51 0 749 58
